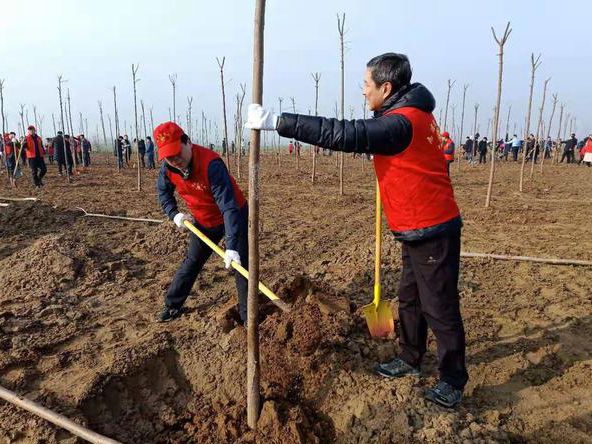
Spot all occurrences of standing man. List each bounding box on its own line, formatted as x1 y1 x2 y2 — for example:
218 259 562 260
53 131 73 176
560 133 578 163
45 138 55 165
463 136 473 163
155 121 249 324
123 135 131 166
3 133 16 185
246 53 467 408
145 136 155 169
441 131 455 175
137 138 146 168
478 136 488 164
509 134 521 161
21 126 47 188
114 136 124 169
80 134 92 167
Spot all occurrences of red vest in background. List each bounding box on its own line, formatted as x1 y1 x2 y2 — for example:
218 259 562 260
373 107 460 233
25 134 44 159
166 144 246 228
442 138 455 162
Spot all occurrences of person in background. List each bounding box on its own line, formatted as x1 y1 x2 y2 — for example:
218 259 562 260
478 136 488 164
560 133 577 164
135 138 146 167
441 131 455 175
45 138 55 164
123 135 131 165
463 136 473 163
80 134 92 167
544 137 553 159
509 134 522 161
21 125 47 188
288 140 294 155
53 131 72 177
146 136 155 169
3 133 16 185
72 136 82 165
580 135 592 167
114 136 124 169
246 52 468 408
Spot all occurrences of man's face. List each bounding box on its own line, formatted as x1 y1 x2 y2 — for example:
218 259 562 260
164 142 192 170
363 68 392 112
28 129 35 136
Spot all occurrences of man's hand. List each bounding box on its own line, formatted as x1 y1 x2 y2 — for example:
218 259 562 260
224 249 241 269
244 104 278 131
173 212 195 229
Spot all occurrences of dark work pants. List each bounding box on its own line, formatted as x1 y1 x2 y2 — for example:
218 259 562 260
165 210 249 322
560 150 574 163
398 229 468 390
139 152 145 168
479 152 487 164
28 157 47 186
83 151 91 167
512 148 519 161
147 152 155 169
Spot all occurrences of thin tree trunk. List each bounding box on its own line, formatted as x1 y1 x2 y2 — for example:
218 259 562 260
113 86 121 172
519 53 541 192
540 93 557 173
141 101 148 142
57 76 71 183
530 77 550 178
66 89 78 169
169 74 177 124
52 113 57 135
0 79 5 136
553 103 564 164
457 84 468 172
132 64 141 191
337 13 345 196
485 22 512 208
311 73 320 183
247 0 266 429
443 79 455 131
216 57 231 172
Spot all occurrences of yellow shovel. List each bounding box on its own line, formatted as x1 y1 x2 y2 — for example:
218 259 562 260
183 220 291 313
363 181 395 337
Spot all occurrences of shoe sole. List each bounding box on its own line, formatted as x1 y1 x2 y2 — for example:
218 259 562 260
374 367 421 379
424 393 461 408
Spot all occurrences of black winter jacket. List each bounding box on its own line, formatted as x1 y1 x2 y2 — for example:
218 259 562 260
277 83 462 242
277 83 436 156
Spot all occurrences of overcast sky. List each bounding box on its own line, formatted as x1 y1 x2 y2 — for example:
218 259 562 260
0 0 590 143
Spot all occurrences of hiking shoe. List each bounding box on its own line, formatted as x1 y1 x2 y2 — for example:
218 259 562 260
158 306 184 323
374 358 420 378
425 381 463 408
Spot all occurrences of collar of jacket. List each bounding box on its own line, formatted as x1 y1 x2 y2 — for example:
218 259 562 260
165 156 193 180
373 83 415 118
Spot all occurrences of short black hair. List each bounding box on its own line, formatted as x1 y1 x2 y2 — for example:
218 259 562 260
181 134 190 144
366 53 412 92
146 136 152 140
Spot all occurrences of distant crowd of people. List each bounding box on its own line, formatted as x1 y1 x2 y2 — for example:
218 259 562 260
452 132 592 166
0 125 93 187
113 135 156 170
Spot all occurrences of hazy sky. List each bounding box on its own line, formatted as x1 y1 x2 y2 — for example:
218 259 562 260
1 0 590 142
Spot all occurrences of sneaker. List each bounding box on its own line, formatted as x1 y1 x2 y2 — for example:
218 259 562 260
425 381 463 408
158 306 184 323
374 358 420 378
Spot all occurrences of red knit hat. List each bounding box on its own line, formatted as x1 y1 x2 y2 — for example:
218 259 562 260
442 131 450 138
153 121 185 160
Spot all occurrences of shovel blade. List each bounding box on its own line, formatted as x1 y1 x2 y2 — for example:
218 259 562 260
363 301 394 338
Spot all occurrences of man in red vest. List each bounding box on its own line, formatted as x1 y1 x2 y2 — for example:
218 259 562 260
155 121 248 324
21 125 47 188
246 53 467 408
441 131 455 176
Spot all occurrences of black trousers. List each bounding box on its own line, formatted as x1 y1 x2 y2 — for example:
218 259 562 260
512 148 519 161
398 229 468 390
28 158 47 186
139 152 145 167
165 209 249 321
147 152 155 169
479 152 487 164
560 150 574 163
83 150 91 167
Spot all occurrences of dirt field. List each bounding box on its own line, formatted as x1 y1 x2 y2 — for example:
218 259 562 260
1 152 591 443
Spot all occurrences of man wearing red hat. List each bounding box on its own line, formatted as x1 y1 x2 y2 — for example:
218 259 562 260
21 126 47 188
441 131 455 176
155 121 248 324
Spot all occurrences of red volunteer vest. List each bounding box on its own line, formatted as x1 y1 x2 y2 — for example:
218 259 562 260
166 144 246 228
373 107 460 233
442 138 454 162
25 134 44 159
5 142 14 156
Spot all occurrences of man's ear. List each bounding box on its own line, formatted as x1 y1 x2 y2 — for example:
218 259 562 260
381 81 393 99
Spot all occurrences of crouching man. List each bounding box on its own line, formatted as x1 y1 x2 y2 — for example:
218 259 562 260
155 121 248 324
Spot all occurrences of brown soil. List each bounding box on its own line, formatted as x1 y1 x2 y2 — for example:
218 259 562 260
1 154 591 443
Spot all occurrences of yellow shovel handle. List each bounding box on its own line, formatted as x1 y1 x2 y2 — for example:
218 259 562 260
374 180 382 307
183 220 290 312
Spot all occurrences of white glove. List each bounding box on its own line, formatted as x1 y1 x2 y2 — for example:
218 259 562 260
224 249 241 269
173 212 194 229
244 104 278 131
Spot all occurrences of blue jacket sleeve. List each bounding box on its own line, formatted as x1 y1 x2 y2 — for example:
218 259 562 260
157 164 179 220
208 159 241 251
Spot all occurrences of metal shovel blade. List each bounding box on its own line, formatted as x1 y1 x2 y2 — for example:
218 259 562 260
363 300 394 338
